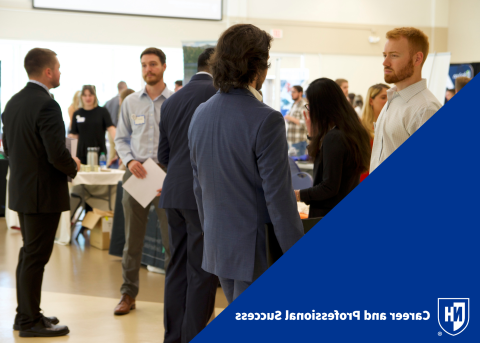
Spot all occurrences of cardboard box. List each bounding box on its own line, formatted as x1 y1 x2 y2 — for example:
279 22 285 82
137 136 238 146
82 209 114 250
93 208 114 217
90 229 110 250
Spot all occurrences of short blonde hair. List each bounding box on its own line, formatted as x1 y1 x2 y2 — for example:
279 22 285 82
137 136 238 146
386 27 430 66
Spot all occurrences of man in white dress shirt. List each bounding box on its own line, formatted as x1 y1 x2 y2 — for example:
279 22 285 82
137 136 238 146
370 27 442 172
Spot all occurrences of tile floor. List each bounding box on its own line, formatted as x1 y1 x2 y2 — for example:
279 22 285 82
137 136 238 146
0 218 227 342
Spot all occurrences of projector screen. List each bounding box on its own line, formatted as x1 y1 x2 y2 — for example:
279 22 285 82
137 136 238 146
33 0 222 21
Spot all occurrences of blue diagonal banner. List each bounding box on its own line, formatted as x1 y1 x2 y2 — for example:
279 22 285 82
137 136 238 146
193 75 480 342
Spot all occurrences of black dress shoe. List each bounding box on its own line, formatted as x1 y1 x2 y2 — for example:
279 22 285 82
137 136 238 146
19 317 69 337
13 316 59 330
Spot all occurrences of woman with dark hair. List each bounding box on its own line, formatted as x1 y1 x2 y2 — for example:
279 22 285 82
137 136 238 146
69 85 116 165
294 78 371 218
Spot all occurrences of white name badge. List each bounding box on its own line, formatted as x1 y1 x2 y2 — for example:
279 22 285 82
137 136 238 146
76 116 85 123
134 115 145 125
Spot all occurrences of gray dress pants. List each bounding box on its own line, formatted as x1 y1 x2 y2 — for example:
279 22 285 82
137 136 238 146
120 169 170 298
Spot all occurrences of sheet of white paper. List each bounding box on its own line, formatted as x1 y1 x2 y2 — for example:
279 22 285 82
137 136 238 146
66 137 78 158
122 158 166 208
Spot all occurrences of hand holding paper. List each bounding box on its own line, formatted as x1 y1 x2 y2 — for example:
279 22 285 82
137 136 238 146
128 160 147 179
122 158 166 208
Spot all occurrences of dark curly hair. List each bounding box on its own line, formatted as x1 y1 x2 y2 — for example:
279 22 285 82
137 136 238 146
210 24 272 93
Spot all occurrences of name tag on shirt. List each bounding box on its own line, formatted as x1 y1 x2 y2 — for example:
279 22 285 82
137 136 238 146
76 116 85 123
133 115 145 125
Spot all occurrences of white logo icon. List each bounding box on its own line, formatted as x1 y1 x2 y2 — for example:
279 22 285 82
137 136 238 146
438 298 470 336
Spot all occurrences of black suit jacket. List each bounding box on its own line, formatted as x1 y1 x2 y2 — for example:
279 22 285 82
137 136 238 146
2 83 77 214
158 73 217 210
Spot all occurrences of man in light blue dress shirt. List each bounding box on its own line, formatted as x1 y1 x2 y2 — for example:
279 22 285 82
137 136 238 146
113 47 173 315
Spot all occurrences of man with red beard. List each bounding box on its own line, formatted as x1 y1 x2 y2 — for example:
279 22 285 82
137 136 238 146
114 47 172 315
370 27 441 172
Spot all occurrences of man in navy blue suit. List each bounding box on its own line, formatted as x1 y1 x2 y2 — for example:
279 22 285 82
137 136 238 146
158 48 218 343
188 25 304 304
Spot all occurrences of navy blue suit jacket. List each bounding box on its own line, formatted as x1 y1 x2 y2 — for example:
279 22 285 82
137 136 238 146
188 88 304 282
158 73 217 210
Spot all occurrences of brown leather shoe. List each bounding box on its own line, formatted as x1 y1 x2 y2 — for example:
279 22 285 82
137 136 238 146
114 294 136 315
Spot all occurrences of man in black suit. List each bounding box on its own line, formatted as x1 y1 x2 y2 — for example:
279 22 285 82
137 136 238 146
2 48 80 338
158 48 218 343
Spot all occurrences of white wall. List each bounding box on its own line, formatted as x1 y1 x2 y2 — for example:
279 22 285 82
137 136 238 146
264 52 385 110
0 39 184 123
0 0 449 48
242 0 449 27
2 0 449 28
267 53 385 98
448 0 480 63
0 0 473 119
0 2 226 48
319 54 385 98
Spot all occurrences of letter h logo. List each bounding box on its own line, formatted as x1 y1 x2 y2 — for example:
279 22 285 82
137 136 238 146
438 298 470 336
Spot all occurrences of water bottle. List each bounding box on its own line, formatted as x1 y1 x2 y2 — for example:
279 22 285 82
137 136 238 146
99 152 107 169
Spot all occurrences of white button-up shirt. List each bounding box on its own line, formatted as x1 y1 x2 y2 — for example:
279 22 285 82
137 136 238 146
115 84 173 166
370 79 441 172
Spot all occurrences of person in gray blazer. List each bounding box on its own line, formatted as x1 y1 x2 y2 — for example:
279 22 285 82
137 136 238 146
188 24 304 304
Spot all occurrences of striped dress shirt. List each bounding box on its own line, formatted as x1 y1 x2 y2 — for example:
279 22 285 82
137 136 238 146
370 79 441 172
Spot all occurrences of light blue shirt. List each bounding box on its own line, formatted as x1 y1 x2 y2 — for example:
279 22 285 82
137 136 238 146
115 84 173 166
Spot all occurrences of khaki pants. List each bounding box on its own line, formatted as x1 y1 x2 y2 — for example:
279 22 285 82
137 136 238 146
120 169 170 298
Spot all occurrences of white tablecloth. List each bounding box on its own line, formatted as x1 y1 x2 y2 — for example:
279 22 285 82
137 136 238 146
72 170 125 186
